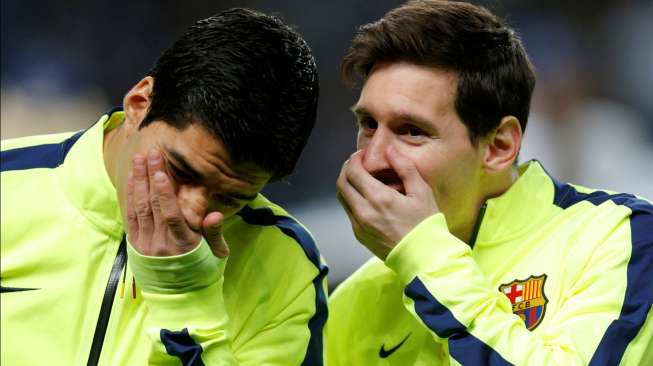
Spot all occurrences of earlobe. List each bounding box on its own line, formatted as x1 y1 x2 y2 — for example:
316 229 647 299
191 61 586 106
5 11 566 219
122 76 154 132
483 116 522 174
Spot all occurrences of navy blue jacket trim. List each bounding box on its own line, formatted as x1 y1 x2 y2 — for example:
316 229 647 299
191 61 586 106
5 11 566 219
238 205 328 366
102 105 123 116
0 286 39 293
405 277 513 365
1 129 85 172
0 107 123 173
160 328 205 366
550 179 653 365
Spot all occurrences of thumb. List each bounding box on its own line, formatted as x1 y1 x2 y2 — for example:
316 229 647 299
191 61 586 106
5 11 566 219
386 145 429 197
202 212 230 258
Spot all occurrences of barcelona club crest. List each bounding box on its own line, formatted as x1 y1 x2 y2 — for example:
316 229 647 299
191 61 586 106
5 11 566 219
498 274 548 331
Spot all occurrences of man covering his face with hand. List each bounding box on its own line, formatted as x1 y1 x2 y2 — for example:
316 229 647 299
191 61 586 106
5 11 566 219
326 1 653 365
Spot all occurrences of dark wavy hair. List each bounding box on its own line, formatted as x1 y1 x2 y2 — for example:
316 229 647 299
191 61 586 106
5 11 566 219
141 8 319 180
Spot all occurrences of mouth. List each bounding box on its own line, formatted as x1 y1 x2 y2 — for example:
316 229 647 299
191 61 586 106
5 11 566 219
372 170 406 195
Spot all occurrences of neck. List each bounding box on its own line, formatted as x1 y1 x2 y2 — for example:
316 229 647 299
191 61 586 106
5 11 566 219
460 166 520 244
103 126 122 189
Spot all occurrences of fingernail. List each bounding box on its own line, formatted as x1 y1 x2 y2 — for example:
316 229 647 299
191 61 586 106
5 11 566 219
133 155 145 166
153 171 167 184
133 156 146 175
148 149 161 163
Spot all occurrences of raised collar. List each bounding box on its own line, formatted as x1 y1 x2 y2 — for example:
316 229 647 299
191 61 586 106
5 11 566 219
472 160 560 247
57 108 125 240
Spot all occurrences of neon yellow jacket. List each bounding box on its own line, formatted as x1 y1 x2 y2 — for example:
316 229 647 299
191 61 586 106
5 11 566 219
1 109 328 365
326 161 652 365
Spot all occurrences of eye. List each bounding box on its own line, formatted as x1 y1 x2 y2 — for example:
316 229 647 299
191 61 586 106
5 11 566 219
408 126 425 137
399 124 427 138
358 117 378 130
167 163 194 184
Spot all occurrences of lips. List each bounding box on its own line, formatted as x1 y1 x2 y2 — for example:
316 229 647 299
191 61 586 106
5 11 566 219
372 169 405 195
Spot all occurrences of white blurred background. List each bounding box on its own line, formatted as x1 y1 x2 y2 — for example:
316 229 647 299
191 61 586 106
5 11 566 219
2 0 652 288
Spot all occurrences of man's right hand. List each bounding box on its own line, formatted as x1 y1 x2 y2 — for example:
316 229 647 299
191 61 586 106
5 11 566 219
336 146 440 260
126 148 229 258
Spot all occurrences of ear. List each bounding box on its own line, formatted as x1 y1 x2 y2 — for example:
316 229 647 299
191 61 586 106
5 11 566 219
482 116 522 174
122 76 154 134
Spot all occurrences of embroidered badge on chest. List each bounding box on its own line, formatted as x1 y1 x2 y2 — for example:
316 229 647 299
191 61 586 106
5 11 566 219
498 274 548 331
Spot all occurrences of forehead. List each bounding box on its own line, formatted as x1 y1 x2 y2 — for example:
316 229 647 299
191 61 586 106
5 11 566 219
355 62 458 121
153 122 271 191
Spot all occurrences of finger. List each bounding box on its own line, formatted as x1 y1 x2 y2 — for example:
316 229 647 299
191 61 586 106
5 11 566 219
133 154 154 242
181 203 206 232
126 171 139 243
336 191 366 246
345 151 392 199
386 145 430 197
337 164 373 220
146 148 165 223
336 190 357 225
202 212 230 258
152 170 196 246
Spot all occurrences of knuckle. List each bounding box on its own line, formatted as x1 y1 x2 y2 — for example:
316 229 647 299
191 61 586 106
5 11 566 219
162 211 182 226
356 210 373 227
374 192 391 209
135 202 151 217
150 198 161 211
127 211 137 221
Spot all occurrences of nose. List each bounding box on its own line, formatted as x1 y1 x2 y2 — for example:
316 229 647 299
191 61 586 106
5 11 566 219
177 185 208 230
360 129 392 174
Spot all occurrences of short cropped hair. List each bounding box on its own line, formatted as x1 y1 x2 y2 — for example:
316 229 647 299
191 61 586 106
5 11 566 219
142 8 319 180
342 0 535 143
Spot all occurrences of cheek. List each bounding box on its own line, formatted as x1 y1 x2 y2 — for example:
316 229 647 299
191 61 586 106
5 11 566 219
356 133 368 149
411 147 468 198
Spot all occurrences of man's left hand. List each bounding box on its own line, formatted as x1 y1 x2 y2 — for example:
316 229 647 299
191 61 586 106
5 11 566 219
336 146 439 260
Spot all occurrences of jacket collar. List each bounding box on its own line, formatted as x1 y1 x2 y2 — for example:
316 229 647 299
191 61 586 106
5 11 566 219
472 160 560 247
58 108 125 240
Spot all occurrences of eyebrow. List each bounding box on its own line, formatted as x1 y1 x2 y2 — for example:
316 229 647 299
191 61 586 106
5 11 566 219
168 148 259 202
350 105 434 130
350 104 365 116
167 149 204 182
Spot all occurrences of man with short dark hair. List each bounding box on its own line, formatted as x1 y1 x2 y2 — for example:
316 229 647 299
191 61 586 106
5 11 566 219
1 9 327 365
326 1 652 364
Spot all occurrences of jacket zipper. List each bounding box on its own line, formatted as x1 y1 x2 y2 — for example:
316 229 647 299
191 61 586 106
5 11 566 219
469 203 487 248
86 237 127 366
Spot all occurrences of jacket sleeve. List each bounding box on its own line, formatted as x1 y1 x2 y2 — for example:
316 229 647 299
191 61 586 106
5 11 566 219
127 238 238 365
384 213 653 366
128 236 328 365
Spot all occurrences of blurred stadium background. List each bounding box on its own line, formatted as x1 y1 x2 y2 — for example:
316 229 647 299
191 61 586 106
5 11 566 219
2 0 652 289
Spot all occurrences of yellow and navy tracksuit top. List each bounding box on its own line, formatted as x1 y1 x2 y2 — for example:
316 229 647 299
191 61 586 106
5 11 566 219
326 160 652 365
1 109 328 365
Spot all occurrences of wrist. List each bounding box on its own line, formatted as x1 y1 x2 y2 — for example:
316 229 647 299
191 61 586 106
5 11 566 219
127 236 225 294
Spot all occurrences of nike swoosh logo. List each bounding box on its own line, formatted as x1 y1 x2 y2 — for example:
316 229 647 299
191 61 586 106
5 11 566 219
379 333 411 358
0 286 40 293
